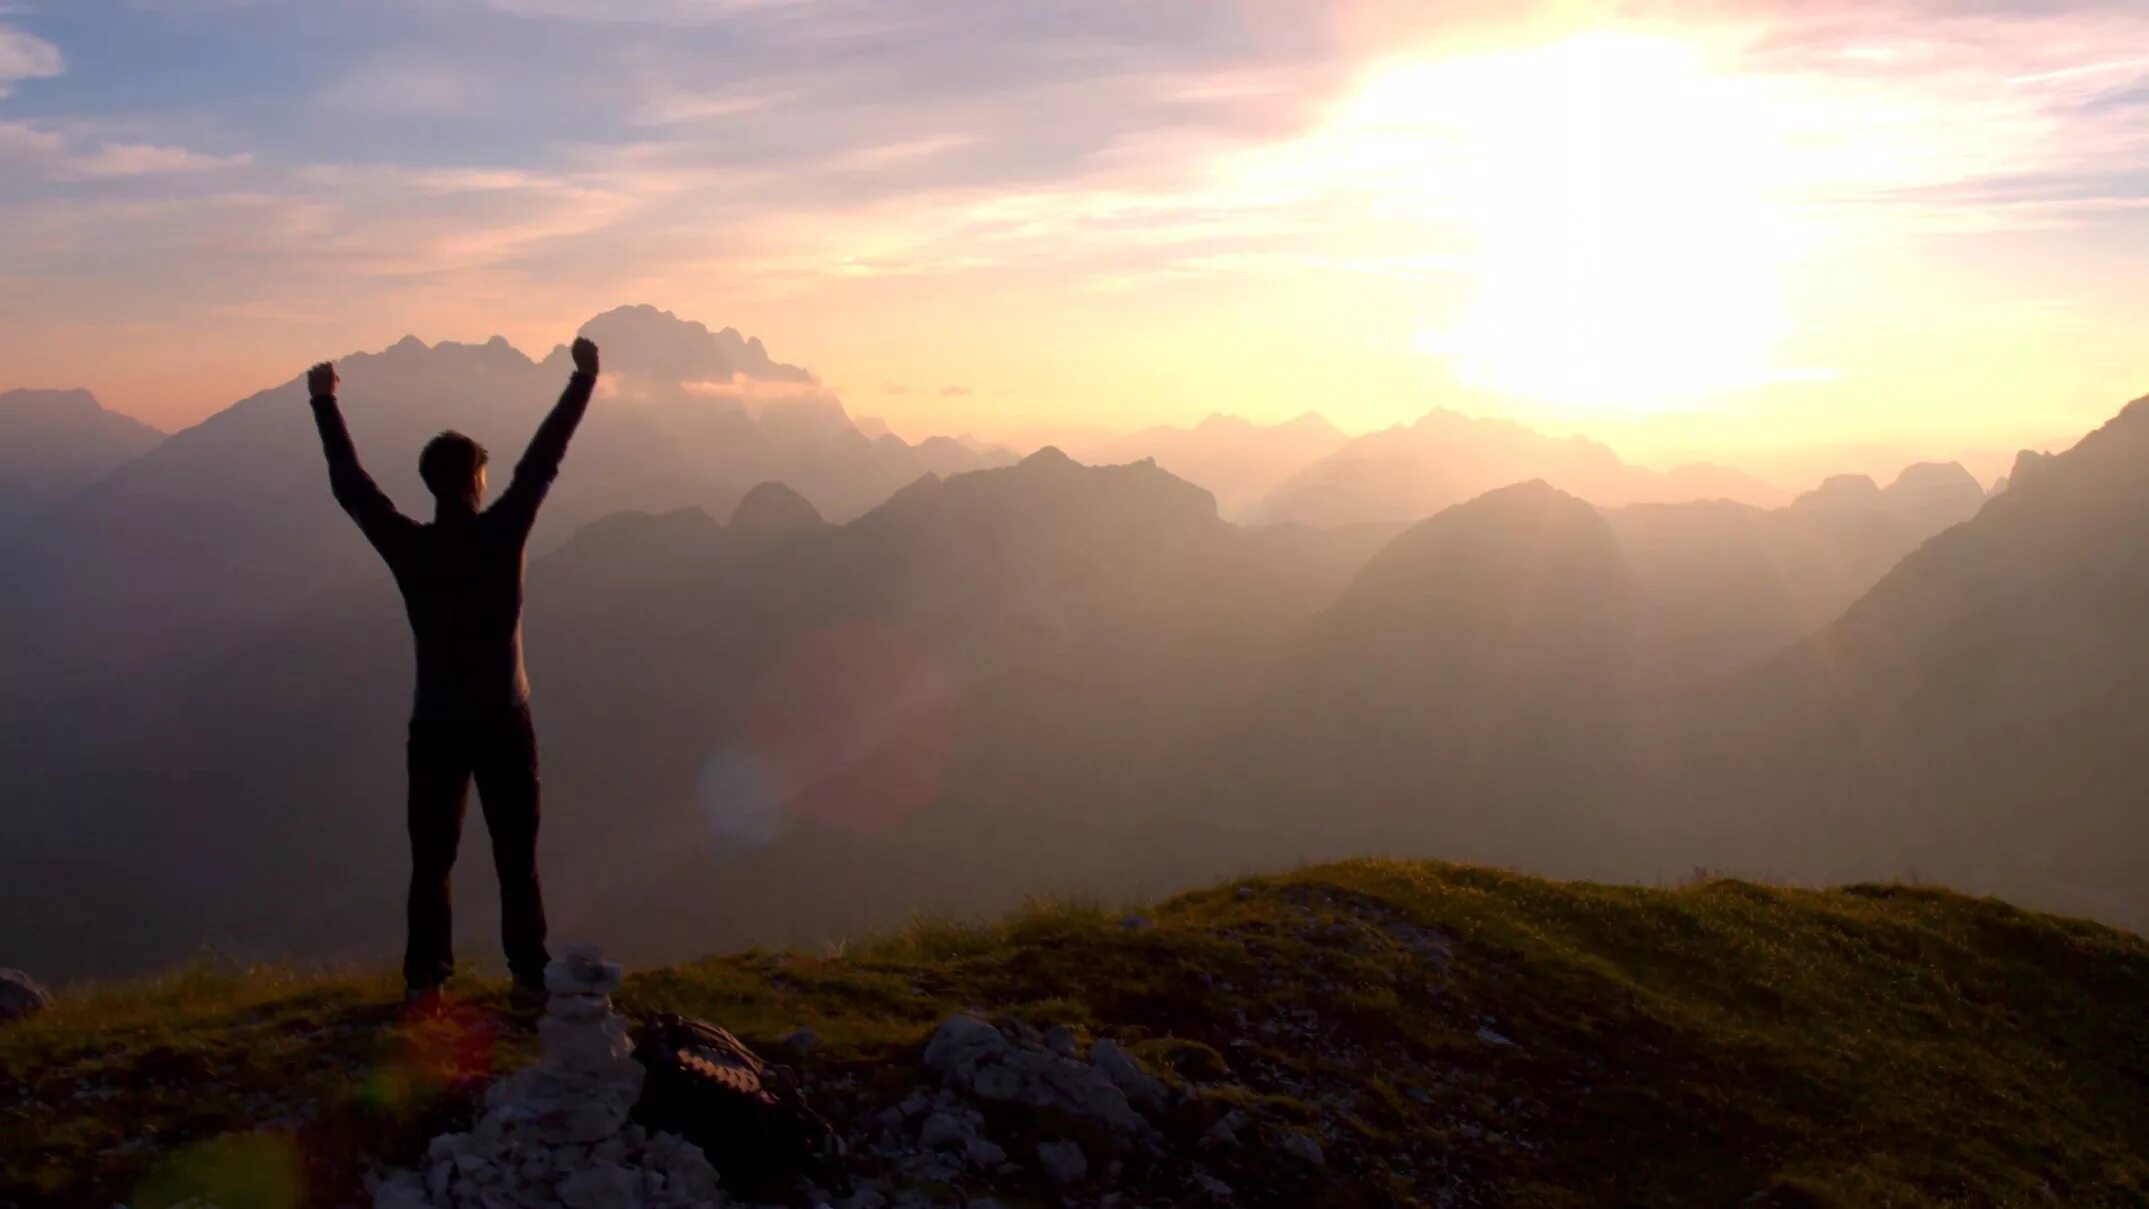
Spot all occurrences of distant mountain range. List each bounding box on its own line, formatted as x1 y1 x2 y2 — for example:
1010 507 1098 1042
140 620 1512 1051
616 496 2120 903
0 432 2004 979
0 305 1011 682
1628 395 2149 924
9 303 2123 984
1032 412 1349 520
0 388 163 534
1253 408 1791 526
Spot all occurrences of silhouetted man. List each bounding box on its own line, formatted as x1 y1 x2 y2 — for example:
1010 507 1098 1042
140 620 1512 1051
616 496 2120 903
307 337 600 1006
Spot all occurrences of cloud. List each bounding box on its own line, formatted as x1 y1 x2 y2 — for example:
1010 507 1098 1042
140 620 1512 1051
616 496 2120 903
0 121 251 180
0 118 63 157
938 385 972 398
833 134 978 170
318 57 494 117
633 88 780 127
66 142 255 177
480 0 807 24
882 381 910 395
0 21 61 97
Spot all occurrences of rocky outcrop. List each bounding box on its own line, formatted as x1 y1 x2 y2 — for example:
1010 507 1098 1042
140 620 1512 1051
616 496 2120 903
825 1014 1175 1203
920 1013 1157 1137
370 946 722 1209
0 969 52 1024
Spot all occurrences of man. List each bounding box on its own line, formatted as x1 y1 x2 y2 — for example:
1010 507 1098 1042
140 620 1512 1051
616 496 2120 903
307 336 600 1007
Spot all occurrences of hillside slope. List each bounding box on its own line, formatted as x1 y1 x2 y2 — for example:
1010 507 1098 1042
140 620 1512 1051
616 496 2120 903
7 861 2147 1208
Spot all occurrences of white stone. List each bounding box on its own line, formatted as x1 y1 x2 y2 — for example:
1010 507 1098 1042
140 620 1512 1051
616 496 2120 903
373 946 723 1209
546 944 624 997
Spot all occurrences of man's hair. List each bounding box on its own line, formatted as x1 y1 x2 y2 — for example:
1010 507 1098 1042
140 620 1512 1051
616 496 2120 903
418 430 489 501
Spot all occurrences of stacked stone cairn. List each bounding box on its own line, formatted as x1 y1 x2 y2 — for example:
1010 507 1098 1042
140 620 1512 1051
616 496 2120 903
371 945 724 1209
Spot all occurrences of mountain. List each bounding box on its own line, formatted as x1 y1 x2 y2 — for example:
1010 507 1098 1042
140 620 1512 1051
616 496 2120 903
13 861 2149 1209
0 388 163 531
0 428 2015 980
1257 408 1789 526
728 480 827 537
1039 411 1349 520
1177 482 1642 882
0 449 1398 978
1628 399 2149 925
1604 461 1987 681
0 307 1012 684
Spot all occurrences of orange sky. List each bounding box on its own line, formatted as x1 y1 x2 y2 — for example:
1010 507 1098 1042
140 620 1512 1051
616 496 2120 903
2 1 2145 481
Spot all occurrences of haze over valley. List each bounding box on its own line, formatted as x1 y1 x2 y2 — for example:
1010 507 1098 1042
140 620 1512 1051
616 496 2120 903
3 306 2125 981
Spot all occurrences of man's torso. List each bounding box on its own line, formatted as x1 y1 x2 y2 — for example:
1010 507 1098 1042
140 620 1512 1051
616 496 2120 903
381 511 532 722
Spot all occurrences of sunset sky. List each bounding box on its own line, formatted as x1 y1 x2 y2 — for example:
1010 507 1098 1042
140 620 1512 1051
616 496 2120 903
3 0 2146 481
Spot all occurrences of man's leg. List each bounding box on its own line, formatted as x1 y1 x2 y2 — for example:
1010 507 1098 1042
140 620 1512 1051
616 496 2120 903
405 720 472 991
474 704 550 990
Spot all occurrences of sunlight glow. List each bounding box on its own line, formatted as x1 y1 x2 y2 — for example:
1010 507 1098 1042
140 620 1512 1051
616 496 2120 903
1349 33 1817 411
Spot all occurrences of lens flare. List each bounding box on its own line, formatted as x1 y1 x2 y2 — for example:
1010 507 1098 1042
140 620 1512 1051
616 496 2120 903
360 990 498 1109
740 620 956 836
697 745 785 849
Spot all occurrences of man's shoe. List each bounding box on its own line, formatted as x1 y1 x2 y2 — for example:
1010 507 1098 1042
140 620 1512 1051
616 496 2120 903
404 984 448 1015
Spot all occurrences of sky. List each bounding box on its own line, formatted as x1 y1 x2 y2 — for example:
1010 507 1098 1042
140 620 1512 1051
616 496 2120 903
2 0 2147 480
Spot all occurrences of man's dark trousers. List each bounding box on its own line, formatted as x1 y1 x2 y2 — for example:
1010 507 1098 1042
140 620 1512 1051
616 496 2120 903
404 704 550 990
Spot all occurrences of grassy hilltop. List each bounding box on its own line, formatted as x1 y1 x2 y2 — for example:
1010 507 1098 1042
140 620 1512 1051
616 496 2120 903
6 860 2149 1208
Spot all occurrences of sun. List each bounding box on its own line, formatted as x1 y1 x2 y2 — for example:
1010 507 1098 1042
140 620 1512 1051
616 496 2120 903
1345 33 1814 412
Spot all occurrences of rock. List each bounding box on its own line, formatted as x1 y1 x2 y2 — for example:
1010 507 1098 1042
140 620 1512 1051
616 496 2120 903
372 946 723 1208
373 1173 431 1209
964 1135 1007 1168
0 969 52 1023
1117 916 1152 932
546 944 625 997
1475 1026 1514 1048
921 1014 1151 1135
1202 1110 1248 1149
559 1163 640 1209
1194 1172 1234 1203
1089 1040 1167 1113
1277 1129 1325 1166
1036 1139 1088 1184
1041 1025 1078 1058
917 1111 971 1151
778 1028 818 1052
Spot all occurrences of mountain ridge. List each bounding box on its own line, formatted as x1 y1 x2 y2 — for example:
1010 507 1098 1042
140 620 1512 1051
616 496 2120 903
7 860 2148 1208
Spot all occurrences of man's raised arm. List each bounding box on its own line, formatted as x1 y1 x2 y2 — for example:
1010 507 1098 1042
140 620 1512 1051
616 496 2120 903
307 360 410 550
494 337 599 530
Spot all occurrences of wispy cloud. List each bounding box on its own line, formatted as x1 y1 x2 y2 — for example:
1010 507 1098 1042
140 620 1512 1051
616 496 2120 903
0 21 61 96
316 56 496 117
66 142 254 177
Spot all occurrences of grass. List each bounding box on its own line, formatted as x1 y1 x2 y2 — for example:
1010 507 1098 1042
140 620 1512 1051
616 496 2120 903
6 860 2149 1207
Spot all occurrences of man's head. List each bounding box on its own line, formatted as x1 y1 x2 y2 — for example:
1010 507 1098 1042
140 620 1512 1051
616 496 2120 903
419 430 489 507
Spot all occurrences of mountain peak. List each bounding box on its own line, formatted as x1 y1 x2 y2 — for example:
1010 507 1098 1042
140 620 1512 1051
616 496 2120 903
0 386 165 437
575 305 814 385
1794 473 1884 511
1282 411 1342 437
2 386 103 416
1020 445 1077 470
728 481 827 535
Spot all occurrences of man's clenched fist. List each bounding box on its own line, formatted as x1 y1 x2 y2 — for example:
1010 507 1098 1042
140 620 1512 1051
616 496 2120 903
571 337 599 377
308 361 338 398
